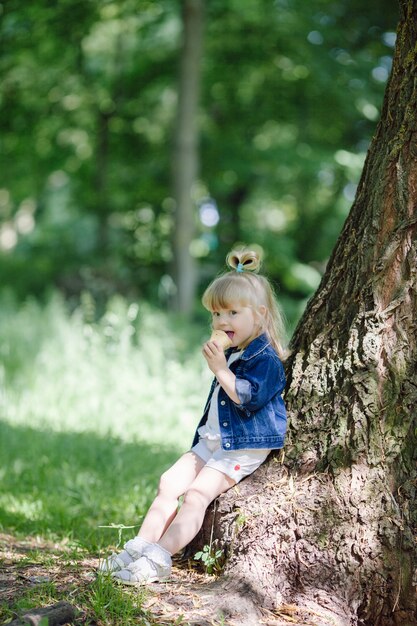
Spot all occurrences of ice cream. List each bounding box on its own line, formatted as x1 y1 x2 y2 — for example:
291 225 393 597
209 329 233 350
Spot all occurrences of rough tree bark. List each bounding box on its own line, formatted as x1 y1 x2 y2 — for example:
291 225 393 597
171 0 204 314
191 3 417 625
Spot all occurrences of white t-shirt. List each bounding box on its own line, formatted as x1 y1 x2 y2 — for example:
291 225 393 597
198 350 242 442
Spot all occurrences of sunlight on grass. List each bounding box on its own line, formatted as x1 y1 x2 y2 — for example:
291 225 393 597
0 293 209 445
0 494 44 521
0 291 209 549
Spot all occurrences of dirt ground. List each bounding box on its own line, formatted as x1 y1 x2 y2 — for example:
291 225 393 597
0 533 318 626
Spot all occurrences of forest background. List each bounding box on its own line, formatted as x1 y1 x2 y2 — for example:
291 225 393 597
0 0 400 332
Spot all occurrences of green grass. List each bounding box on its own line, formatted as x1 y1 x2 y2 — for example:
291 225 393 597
86 574 148 625
0 557 151 626
0 292 209 547
0 422 182 548
0 291 208 624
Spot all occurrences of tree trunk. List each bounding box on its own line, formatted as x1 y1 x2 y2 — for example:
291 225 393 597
95 109 111 256
191 2 417 624
171 0 204 314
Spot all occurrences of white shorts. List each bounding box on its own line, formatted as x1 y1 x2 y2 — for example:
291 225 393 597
191 437 270 483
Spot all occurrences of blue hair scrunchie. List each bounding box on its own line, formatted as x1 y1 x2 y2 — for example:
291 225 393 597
236 262 244 272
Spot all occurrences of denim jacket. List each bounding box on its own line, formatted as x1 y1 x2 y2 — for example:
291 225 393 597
192 333 287 451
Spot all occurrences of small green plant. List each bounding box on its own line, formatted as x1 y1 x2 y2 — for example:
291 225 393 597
194 500 226 574
98 523 138 548
235 510 247 529
194 543 225 575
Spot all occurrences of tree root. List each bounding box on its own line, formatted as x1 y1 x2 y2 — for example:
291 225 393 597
2 601 76 626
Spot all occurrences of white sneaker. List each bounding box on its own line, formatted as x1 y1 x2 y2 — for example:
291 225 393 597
98 537 152 573
112 544 172 585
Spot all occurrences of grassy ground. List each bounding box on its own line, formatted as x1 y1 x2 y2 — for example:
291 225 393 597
0 293 213 624
0 531 215 625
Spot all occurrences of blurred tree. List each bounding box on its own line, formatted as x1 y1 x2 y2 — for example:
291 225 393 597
192 2 417 623
0 0 179 300
199 0 398 305
171 0 204 314
0 0 399 326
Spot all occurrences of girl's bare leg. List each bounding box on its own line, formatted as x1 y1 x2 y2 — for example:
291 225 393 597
137 451 205 543
157 466 235 556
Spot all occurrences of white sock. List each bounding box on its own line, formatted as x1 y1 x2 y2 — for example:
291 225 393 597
124 536 153 560
143 542 172 567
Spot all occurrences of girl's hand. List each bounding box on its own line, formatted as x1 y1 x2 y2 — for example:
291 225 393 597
202 341 240 404
202 340 228 375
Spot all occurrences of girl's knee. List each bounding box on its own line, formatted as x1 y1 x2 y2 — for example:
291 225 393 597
157 470 172 494
182 486 210 510
157 469 180 498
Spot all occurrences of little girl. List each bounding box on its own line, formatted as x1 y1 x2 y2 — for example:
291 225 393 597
99 246 287 585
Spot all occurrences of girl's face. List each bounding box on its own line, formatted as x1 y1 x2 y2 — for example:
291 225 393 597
211 304 265 349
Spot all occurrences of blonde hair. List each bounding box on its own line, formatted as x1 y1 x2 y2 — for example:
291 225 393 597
202 246 287 361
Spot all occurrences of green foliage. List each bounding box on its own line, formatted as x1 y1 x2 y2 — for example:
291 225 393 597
201 0 398 274
0 0 399 313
